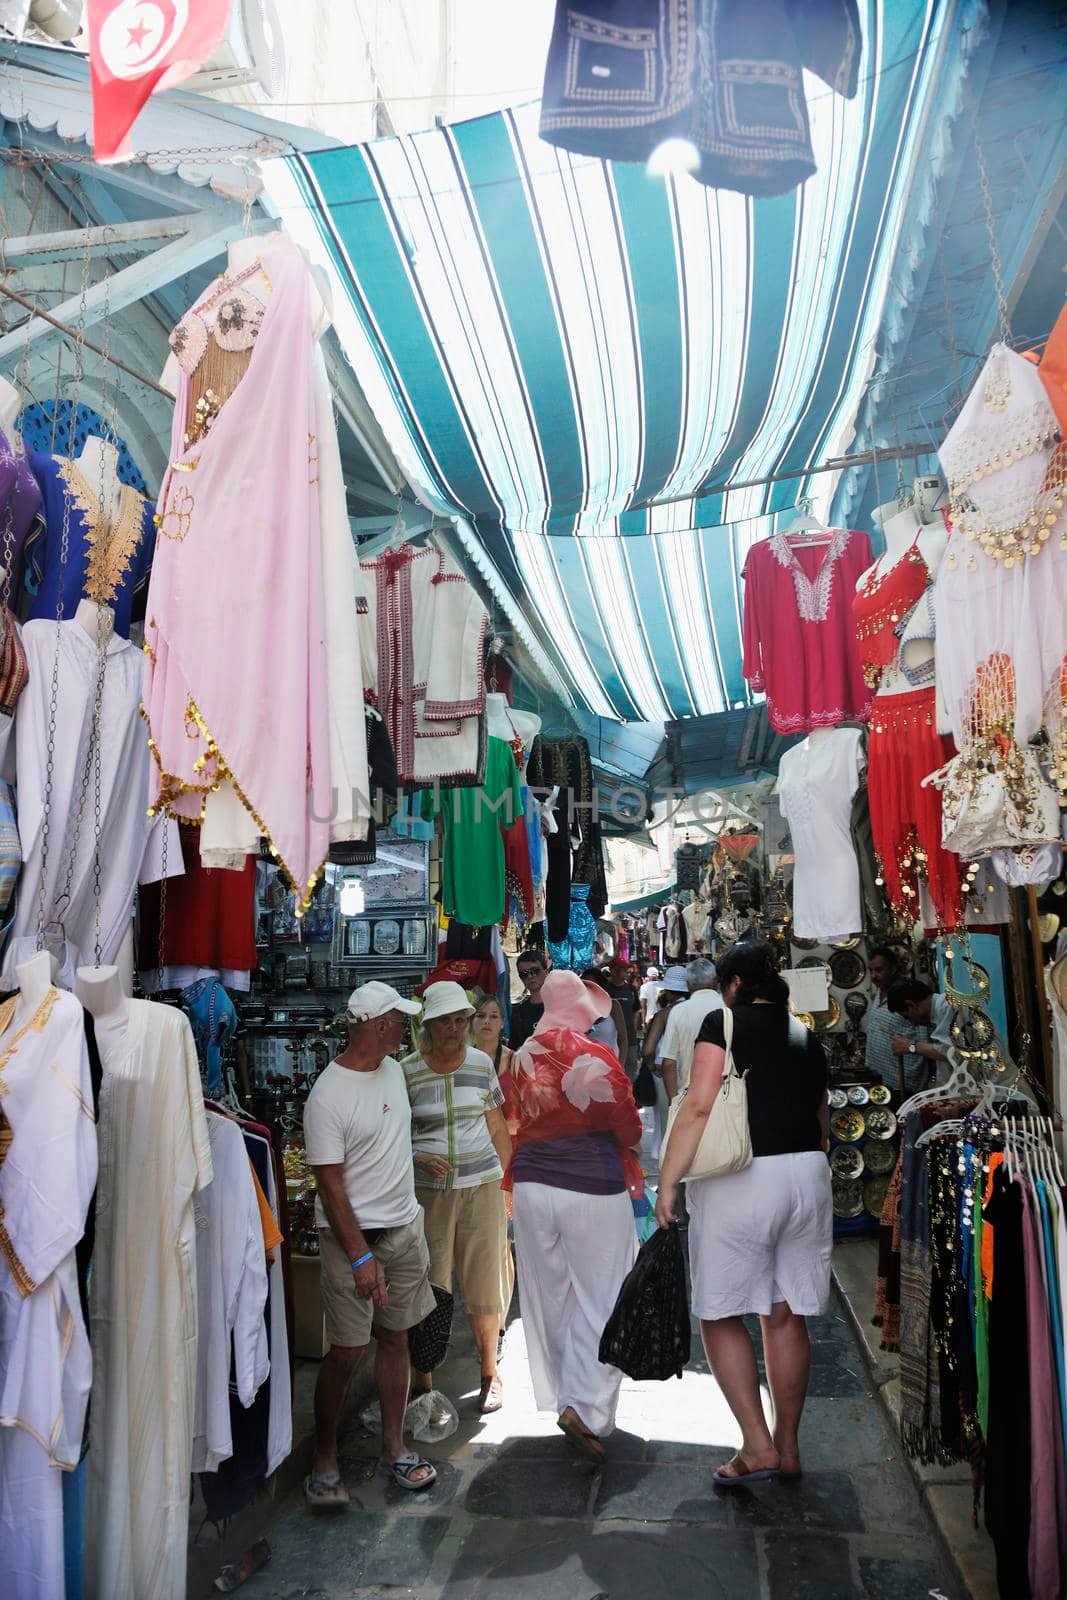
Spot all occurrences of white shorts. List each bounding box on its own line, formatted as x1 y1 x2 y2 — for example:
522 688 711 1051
687 1151 832 1321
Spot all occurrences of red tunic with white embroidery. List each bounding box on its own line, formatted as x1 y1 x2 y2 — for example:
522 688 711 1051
742 530 874 735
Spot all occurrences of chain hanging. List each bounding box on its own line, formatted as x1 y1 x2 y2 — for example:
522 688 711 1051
974 133 1012 346
89 234 121 968
35 234 93 952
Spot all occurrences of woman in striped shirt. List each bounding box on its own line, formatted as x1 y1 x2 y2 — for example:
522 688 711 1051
403 981 512 1413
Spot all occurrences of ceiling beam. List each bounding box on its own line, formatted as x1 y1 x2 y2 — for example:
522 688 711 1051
0 210 271 359
0 212 228 265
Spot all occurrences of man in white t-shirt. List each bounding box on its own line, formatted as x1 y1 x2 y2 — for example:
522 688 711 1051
638 966 664 1028
660 957 723 1100
303 981 437 1503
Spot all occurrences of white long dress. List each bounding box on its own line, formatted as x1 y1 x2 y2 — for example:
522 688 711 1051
777 730 865 942
0 986 97 1600
3 620 182 980
192 1112 270 1474
86 1000 212 1600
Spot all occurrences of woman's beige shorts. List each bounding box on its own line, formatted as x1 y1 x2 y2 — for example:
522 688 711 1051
416 1183 510 1316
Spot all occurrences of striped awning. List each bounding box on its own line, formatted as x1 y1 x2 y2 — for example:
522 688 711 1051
267 0 983 721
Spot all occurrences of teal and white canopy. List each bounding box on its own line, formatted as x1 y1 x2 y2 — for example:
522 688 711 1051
266 0 983 721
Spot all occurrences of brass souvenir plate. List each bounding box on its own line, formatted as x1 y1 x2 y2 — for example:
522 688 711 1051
831 1145 865 1179
864 1139 897 1175
829 948 866 990
868 1084 892 1106
847 1085 870 1106
829 1088 849 1110
832 1177 865 1218
865 1107 898 1141
831 1109 865 1143
864 1177 890 1218
810 997 841 1033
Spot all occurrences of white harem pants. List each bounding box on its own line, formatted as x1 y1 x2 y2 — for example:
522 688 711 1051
512 1183 637 1438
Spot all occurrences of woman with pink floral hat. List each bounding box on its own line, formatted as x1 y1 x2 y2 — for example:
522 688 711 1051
499 970 643 1461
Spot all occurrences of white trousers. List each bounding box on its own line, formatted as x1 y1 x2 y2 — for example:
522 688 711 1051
512 1183 637 1438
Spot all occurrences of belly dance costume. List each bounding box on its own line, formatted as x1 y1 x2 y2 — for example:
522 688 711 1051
854 540 963 930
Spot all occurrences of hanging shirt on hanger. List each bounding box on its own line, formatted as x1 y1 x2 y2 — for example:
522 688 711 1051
742 529 873 734
777 730 865 942
3 620 182 984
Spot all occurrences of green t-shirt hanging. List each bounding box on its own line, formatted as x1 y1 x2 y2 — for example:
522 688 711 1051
423 736 522 927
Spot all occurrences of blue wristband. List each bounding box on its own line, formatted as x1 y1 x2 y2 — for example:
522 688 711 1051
351 1251 374 1269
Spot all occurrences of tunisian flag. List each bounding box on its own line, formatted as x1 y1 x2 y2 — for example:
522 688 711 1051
87 1 232 162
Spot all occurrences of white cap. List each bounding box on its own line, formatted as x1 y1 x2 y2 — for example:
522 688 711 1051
646 965 661 979
662 966 689 993
421 980 476 1023
347 981 420 1023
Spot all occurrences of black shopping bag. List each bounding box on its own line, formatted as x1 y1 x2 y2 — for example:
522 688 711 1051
408 1283 454 1373
598 1224 690 1381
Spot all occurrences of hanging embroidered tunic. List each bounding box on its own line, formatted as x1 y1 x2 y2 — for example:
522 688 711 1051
0 986 98 1600
539 0 861 198
0 424 41 585
359 544 489 788
423 736 522 927
25 453 154 637
144 243 335 907
742 529 873 734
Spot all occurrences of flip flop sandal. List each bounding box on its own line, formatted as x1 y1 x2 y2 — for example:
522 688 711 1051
479 1376 504 1414
557 1412 606 1464
304 1472 350 1508
383 1452 437 1491
713 1455 779 1488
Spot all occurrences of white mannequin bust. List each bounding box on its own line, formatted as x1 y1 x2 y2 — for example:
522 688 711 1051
485 691 541 780
15 948 57 1017
0 375 20 433
74 597 115 645
75 961 129 1060
856 475 948 696
77 435 123 525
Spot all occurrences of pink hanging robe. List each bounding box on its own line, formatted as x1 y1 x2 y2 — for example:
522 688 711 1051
144 246 331 907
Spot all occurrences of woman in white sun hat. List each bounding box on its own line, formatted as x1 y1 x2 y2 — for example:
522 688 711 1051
402 980 512 1413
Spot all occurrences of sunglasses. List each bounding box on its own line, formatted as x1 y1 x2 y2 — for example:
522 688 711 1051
518 965 544 978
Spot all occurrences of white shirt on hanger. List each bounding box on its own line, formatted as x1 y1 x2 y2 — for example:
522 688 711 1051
4 620 182 982
192 1112 270 1474
777 729 864 943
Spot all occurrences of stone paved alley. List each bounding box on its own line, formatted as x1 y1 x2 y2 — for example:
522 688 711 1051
188 1281 968 1600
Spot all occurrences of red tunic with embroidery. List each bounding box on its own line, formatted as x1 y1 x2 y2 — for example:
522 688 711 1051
742 530 874 734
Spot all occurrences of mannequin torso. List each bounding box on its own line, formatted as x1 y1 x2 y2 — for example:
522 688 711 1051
856 491 948 697
0 376 19 434
485 692 541 779
14 948 57 1021
75 962 129 1061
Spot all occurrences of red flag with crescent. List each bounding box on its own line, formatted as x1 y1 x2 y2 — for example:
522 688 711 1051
87 0 232 163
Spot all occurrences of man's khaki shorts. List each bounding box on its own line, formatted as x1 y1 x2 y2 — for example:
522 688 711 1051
318 1214 436 1350
416 1182 509 1316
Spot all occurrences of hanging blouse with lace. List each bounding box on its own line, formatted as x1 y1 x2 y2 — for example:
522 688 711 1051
24 454 155 638
742 529 873 734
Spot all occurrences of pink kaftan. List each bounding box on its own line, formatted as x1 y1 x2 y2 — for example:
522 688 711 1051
143 246 331 905
742 529 873 735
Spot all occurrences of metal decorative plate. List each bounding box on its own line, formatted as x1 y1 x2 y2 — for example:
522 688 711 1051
847 1085 870 1106
864 1177 890 1218
791 937 820 951
832 1176 865 1218
810 997 841 1033
863 1138 897 1175
795 1012 815 1030
868 1084 892 1106
798 955 832 975
865 1107 898 1141
831 1145 865 1179
831 1108 865 1143
831 936 862 950
829 1088 849 1109
829 949 866 990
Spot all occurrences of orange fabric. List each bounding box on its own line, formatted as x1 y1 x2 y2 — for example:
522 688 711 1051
250 1160 284 1263
981 1150 1004 1299
1036 302 1067 435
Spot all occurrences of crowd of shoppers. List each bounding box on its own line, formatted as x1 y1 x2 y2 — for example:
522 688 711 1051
304 931 956 1502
